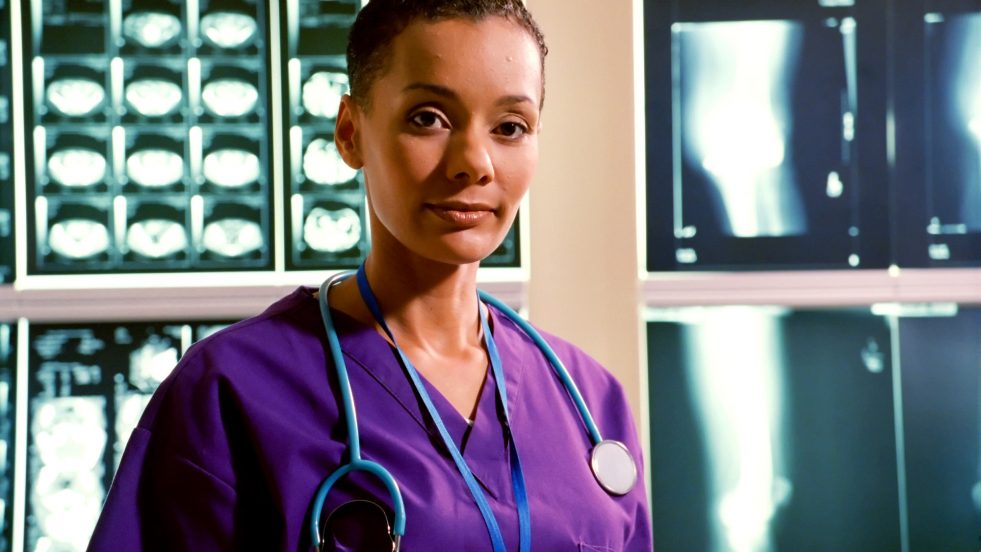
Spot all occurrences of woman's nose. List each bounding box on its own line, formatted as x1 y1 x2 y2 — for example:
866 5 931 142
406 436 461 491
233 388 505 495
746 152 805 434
444 128 494 185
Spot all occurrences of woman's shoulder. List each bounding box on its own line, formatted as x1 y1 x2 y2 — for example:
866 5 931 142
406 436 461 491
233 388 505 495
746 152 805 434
489 304 627 397
488 303 643 461
183 286 320 359
138 287 325 428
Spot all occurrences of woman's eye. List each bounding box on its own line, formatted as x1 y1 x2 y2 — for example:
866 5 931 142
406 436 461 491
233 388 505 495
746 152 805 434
496 122 528 139
409 111 443 129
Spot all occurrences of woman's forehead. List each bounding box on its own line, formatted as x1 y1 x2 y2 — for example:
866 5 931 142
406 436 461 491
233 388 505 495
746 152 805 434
375 17 543 104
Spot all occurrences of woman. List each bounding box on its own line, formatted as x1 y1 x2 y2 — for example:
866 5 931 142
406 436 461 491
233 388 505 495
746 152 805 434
88 1 652 550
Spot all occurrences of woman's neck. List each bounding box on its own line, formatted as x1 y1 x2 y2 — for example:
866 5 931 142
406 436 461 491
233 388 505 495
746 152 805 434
364 252 482 354
325 231 491 420
328 246 483 357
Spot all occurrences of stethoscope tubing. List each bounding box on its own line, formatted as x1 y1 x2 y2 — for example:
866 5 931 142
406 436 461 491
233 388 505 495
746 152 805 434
310 271 407 547
319 271 361 461
476 290 604 447
310 270 612 549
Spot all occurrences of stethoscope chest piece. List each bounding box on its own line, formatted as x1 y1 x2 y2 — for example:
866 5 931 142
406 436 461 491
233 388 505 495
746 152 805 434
590 440 637 496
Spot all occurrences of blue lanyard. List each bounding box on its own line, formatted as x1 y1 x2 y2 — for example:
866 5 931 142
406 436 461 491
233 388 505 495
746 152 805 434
356 265 531 552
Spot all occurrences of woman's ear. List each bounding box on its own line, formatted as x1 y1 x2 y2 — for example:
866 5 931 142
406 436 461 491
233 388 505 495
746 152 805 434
334 95 364 169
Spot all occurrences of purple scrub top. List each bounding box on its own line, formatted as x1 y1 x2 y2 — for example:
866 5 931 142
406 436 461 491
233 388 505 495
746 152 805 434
88 287 653 551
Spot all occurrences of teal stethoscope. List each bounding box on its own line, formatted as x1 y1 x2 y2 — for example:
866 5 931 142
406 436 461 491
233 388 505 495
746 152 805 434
309 265 638 551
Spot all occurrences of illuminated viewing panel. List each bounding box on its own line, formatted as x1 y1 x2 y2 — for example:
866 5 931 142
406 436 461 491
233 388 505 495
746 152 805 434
647 304 981 551
0 0 525 278
894 6 981 267
0 324 13 552
645 0 892 271
0 0 13 282
283 0 368 270
646 0 981 271
927 14 981 234
677 20 816 240
24 0 275 274
281 0 520 269
24 319 231 552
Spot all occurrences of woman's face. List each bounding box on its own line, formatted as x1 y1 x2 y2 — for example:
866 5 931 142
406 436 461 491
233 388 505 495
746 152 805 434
335 16 542 266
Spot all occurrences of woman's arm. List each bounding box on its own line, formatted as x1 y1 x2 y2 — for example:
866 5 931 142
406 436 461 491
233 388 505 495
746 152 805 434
87 426 241 551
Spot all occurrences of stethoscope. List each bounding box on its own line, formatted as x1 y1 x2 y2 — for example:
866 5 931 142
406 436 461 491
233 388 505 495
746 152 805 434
309 266 638 551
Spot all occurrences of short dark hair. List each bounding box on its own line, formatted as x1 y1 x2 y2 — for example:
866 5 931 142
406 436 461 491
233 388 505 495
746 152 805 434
346 0 548 109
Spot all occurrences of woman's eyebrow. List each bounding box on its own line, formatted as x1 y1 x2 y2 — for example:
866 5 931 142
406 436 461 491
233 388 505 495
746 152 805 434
495 95 534 107
403 82 457 99
402 83 535 108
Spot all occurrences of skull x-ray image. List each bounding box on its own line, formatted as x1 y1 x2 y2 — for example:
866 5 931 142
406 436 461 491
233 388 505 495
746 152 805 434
124 78 182 118
203 149 260 189
45 78 105 118
201 78 259 119
25 0 274 274
282 0 520 269
121 11 182 50
200 11 259 50
0 0 12 283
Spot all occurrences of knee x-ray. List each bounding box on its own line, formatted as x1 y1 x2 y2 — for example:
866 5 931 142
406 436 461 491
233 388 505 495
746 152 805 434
926 13 981 233
893 8 981 266
648 305 981 551
646 0 880 270
678 21 811 240
646 0 981 270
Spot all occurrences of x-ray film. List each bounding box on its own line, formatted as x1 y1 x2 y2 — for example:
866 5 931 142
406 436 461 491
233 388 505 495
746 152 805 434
678 21 811 239
648 307 901 550
282 0 520 269
0 0 13 282
0 323 16 552
645 1 889 270
26 319 233 551
898 307 981 549
648 303 981 550
892 8 981 266
925 13 981 234
24 0 274 275
282 0 367 270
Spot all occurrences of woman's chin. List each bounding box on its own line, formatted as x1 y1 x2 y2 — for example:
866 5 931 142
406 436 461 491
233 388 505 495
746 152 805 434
412 238 504 267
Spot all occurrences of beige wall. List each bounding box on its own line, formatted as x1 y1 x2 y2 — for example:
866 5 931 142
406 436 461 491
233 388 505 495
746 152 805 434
527 0 647 426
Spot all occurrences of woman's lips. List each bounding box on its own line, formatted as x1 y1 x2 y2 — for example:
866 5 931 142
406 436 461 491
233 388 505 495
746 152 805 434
426 203 494 227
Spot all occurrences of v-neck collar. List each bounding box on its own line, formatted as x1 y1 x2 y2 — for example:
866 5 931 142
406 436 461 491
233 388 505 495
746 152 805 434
316 292 521 500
